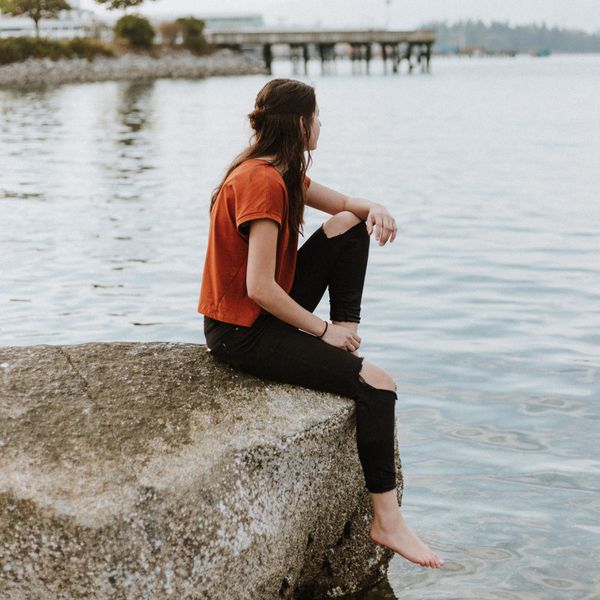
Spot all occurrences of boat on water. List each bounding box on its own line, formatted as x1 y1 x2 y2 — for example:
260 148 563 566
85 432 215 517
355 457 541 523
531 49 552 57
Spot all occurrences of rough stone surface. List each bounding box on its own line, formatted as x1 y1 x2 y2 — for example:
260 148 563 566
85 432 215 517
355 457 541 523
0 48 268 88
0 342 403 599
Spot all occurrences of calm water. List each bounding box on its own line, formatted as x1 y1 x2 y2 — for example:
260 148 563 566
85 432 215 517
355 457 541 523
1 54 599 598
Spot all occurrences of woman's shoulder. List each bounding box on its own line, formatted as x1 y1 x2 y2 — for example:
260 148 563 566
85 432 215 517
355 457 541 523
227 158 286 190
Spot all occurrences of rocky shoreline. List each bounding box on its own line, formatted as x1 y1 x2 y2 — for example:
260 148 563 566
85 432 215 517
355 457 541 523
0 48 269 88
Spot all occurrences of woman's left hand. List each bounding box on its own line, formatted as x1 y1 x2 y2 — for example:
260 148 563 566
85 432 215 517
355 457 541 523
366 205 397 246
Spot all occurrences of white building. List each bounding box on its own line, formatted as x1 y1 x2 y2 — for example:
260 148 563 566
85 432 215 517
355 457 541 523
201 14 264 31
0 1 100 39
147 12 264 32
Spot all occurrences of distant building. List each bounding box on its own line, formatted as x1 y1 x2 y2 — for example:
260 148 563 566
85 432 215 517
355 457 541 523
200 14 264 30
149 13 264 32
0 1 99 39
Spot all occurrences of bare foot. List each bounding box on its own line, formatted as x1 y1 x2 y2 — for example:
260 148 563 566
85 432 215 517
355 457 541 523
370 509 444 568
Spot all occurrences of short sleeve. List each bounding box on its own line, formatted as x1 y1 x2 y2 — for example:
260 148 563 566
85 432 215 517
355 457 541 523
235 170 285 236
304 175 311 189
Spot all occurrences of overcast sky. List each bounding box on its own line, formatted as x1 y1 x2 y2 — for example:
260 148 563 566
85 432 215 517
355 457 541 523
78 0 600 33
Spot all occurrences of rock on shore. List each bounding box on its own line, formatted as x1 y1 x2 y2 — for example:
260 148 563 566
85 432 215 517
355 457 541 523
0 342 403 599
0 48 268 88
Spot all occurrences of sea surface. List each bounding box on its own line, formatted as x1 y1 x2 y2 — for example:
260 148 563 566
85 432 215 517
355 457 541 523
1 54 599 598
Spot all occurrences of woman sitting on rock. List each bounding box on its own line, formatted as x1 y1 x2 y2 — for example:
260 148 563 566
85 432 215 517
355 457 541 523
198 77 443 569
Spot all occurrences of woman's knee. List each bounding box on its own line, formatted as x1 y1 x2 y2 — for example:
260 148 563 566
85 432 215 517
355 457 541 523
323 211 363 238
358 360 397 392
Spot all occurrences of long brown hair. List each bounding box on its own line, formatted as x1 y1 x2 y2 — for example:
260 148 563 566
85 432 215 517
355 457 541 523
209 78 316 237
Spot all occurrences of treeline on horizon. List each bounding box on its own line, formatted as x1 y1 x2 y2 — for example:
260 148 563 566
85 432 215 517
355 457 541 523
423 20 600 52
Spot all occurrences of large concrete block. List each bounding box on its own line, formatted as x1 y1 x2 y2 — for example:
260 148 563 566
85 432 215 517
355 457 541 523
0 342 403 599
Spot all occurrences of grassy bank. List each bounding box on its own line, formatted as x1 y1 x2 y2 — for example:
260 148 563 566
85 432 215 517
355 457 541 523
0 36 118 65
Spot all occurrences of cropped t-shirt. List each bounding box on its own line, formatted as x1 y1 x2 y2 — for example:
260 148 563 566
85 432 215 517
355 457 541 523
197 158 311 327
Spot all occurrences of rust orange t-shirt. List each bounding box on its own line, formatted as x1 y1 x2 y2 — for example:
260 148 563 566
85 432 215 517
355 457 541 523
198 158 311 327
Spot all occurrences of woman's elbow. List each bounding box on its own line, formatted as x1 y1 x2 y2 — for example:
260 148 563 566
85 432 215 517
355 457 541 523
247 287 261 303
247 279 273 304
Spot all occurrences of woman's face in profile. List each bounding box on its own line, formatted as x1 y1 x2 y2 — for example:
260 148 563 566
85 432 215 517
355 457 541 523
305 103 321 151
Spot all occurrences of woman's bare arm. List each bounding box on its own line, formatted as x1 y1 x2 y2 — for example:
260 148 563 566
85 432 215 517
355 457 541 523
305 181 397 244
305 180 379 218
246 219 324 335
246 219 361 350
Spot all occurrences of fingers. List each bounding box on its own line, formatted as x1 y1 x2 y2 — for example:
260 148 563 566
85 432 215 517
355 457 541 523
345 333 361 352
366 210 398 246
366 213 376 235
385 215 397 244
378 216 397 246
375 214 383 243
370 214 397 246
326 324 362 352
350 332 361 346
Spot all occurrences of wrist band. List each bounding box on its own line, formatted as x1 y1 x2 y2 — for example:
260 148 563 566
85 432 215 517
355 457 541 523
317 320 328 338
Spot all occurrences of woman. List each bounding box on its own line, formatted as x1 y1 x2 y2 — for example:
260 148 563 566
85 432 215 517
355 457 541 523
198 78 443 569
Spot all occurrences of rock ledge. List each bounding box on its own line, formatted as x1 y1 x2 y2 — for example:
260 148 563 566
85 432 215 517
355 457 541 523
0 342 403 599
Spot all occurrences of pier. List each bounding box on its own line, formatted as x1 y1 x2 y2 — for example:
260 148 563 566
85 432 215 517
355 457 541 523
204 29 437 75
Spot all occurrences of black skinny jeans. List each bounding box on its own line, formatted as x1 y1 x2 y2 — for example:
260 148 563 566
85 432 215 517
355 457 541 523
204 219 397 494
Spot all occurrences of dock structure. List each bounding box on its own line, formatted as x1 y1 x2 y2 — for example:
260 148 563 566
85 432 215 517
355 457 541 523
204 29 436 75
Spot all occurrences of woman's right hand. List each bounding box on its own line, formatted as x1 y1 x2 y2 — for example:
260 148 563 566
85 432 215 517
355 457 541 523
320 322 361 353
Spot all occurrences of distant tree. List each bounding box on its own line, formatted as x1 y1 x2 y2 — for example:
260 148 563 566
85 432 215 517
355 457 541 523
0 0 71 38
114 13 154 49
158 20 180 47
175 17 206 54
95 0 154 10
424 19 600 53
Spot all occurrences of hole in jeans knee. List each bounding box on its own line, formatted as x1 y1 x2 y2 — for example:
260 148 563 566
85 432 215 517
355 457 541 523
322 213 362 239
357 374 379 391
358 373 396 393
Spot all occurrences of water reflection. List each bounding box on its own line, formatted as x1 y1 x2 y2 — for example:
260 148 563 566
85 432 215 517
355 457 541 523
117 81 154 138
97 81 158 193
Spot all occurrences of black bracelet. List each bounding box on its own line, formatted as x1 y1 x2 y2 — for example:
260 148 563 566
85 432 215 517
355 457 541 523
317 320 328 338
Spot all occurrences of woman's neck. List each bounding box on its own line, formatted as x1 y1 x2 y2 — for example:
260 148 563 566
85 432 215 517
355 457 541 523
254 155 285 176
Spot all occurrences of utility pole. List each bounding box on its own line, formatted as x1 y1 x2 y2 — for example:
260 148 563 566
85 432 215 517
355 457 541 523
384 0 392 30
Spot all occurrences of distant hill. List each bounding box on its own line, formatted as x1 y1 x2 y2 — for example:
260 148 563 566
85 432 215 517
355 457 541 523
423 20 600 53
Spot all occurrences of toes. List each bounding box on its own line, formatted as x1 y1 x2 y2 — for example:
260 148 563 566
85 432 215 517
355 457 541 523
425 553 440 568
